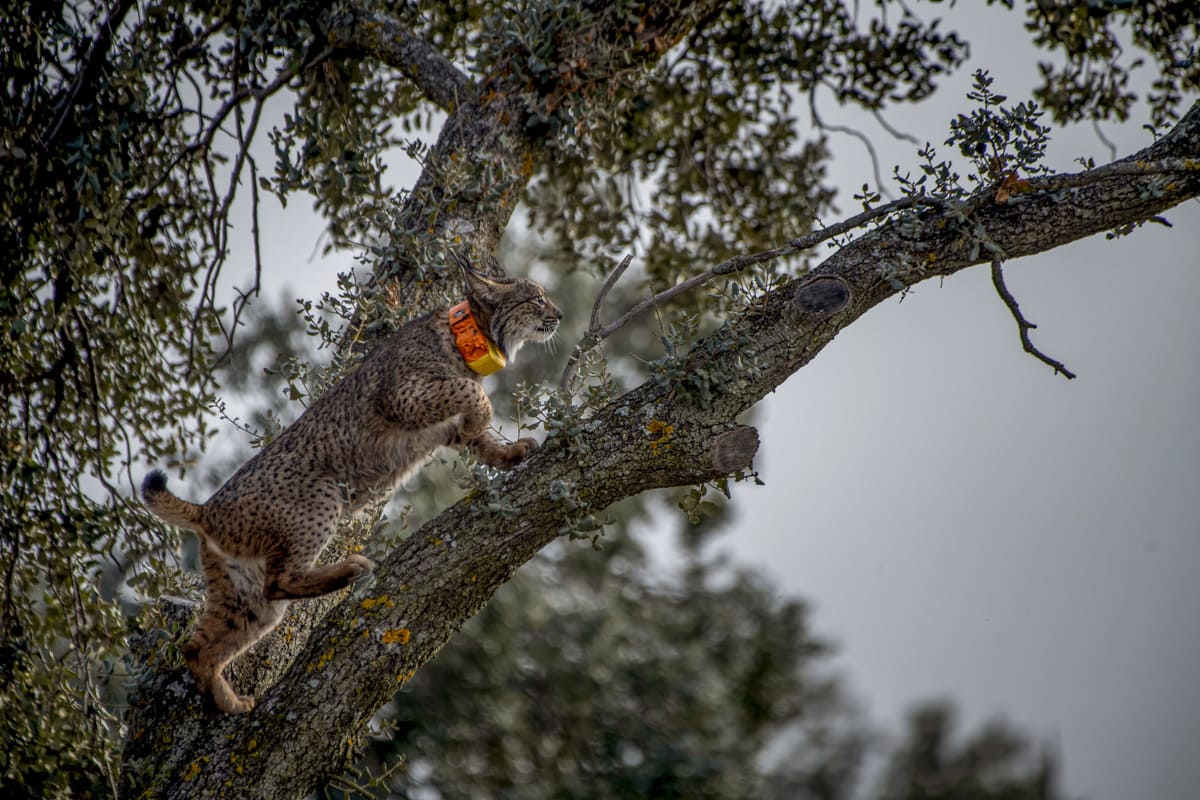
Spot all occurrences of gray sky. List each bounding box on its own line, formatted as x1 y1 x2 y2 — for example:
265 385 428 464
219 5 1198 798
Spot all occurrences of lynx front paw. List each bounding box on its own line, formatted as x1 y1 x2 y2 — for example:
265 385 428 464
345 554 375 579
224 693 256 714
491 436 539 469
508 436 539 464
469 435 539 469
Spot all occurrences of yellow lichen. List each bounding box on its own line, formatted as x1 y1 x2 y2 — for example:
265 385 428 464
182 756 209 782
646 420 675 455
316 647 336 670
382 628 411 646
360 595 393 611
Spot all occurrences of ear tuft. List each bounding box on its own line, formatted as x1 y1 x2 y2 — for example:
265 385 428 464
451 250 475 278
455 252 510 306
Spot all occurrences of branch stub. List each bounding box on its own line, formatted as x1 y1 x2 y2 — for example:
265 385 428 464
708 426 760 474
792 275 851 317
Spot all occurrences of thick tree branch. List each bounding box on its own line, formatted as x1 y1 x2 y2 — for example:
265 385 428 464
560 153 1200 390
121 101 1200 800
325 7 471 113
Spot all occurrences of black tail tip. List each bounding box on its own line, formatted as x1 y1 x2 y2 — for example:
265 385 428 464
142 469 168 498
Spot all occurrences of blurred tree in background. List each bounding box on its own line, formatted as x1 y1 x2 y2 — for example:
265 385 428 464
1 0 1195 797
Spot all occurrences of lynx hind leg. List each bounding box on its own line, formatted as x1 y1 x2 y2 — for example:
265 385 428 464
262 496 373 601
186 541 287 713
264 551 373 601
469 432 539 469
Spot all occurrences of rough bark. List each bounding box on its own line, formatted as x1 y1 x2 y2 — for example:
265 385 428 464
118 83 1200 797
325 9 472 113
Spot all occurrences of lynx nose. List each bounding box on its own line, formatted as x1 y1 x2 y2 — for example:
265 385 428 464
553 306 563 321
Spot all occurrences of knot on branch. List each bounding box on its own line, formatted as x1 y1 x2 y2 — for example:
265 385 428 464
792 275 851 318
707 425 759 474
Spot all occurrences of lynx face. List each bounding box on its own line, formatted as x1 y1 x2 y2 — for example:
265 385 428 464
469 275 563 359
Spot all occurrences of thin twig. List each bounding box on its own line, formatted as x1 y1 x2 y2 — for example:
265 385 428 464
872 108 921 145
590 253 634 331
990 256 1076 380
596 194 947 341
558 253 633 391
1092 119 1118 162
811 84 893 200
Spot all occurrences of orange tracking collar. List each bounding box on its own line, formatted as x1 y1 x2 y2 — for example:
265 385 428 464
448 301 506 375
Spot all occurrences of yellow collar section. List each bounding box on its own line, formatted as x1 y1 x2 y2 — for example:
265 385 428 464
448 301 507 375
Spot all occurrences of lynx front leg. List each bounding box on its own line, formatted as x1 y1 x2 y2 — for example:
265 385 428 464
382 377 537 468
383 377 495 440
419 378 537 467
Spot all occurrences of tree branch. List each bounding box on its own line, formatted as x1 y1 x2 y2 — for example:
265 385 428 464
324 7 471 113
561 154 1200 391
120 100 1200 800
366 0 723 301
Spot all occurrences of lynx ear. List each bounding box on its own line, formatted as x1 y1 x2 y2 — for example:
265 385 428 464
455 252 507 306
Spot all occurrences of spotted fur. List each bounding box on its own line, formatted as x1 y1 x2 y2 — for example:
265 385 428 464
143 266 561 713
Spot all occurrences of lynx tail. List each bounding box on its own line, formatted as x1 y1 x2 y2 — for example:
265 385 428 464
142 470 205 531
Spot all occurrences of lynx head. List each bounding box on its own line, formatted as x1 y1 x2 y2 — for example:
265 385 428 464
459 258 562 360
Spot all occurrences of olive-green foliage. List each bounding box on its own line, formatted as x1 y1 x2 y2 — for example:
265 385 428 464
988 0 1199 127
0 0 1192 796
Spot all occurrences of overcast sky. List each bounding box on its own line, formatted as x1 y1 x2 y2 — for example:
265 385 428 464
216 5 1198 798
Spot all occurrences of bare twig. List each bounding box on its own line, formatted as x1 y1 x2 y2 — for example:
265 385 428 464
811 84 893 200
990 256 1076 380
558 253 633 390
872 108 921 145
1092 119 1118 162
590 253 634 331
